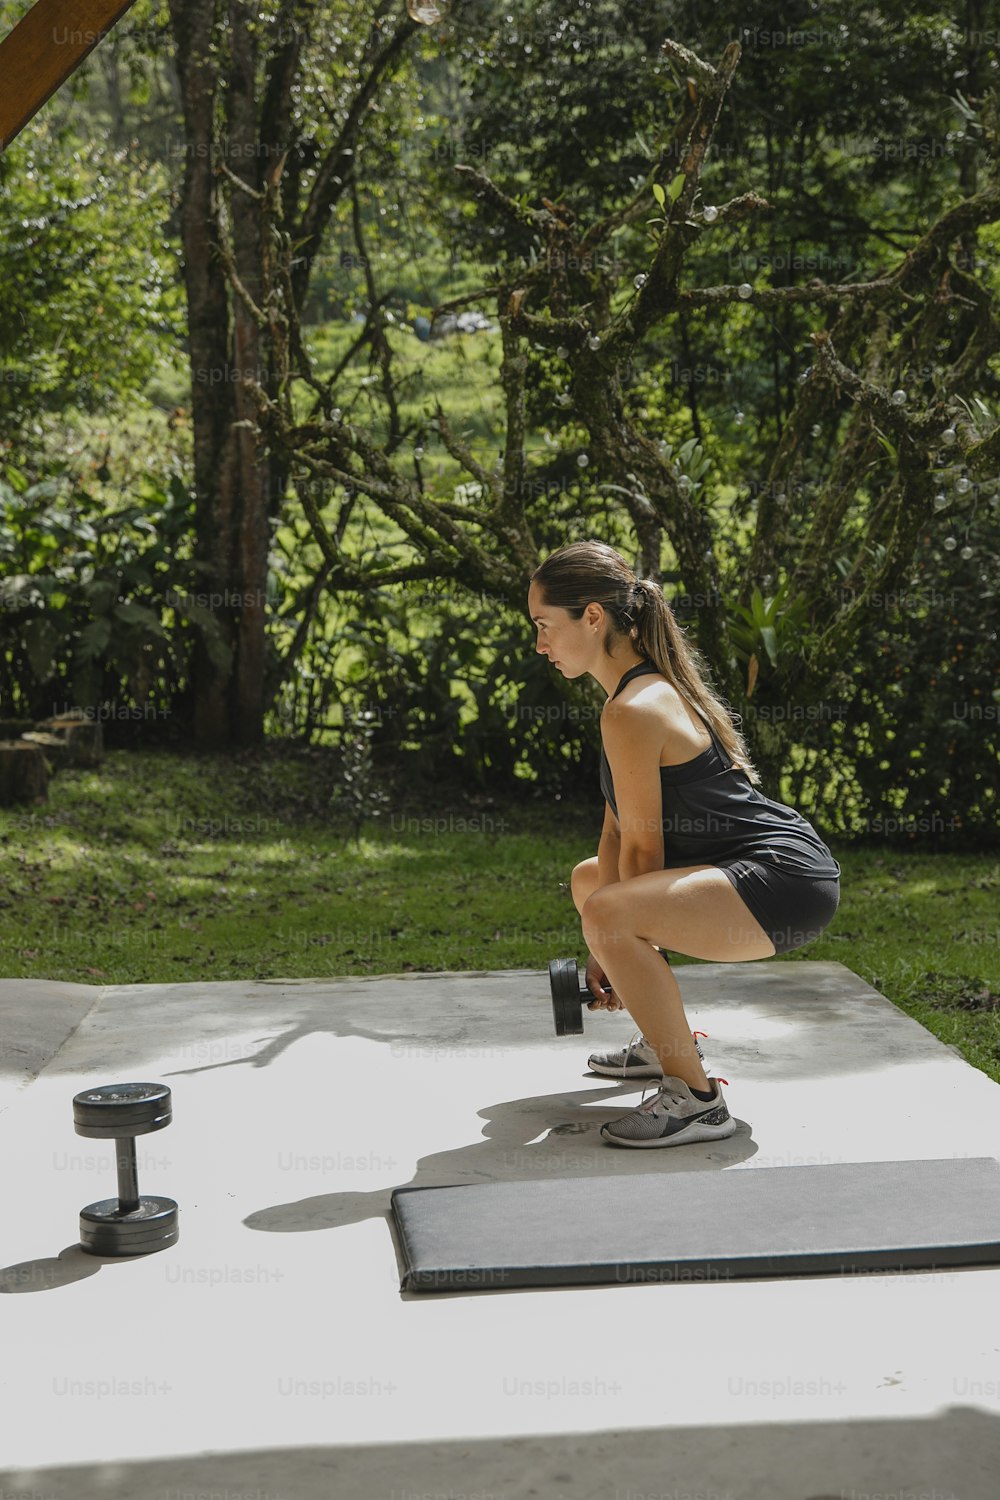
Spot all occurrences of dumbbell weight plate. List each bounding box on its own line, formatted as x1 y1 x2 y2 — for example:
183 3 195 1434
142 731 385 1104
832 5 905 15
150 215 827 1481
73 1083 172 1139
549 958 586 1037
79 1195 179 1256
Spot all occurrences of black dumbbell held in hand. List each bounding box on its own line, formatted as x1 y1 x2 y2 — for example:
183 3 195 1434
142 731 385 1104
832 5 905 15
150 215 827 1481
72 1083 179 1256
548 957 615 1036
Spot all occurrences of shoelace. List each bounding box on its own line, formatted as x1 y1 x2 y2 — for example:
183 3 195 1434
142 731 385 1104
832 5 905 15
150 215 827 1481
620 1030 645 1077
637 1077 691 1114
635 1075 730 1116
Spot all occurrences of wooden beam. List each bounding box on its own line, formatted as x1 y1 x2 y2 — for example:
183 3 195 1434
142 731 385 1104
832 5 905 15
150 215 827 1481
0 0 140 151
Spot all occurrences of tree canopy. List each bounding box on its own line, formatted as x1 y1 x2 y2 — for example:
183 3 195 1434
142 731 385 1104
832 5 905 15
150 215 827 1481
0 1 997 843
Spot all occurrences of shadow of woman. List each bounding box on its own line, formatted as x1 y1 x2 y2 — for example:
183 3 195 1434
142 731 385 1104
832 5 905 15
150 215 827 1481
243 1079 757 1237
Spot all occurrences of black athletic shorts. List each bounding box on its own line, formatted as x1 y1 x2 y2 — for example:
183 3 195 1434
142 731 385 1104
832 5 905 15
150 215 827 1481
718 857 840 956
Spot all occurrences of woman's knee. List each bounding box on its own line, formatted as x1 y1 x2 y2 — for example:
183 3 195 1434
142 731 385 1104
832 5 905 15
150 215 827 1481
580 884 624 950
570 856 600 913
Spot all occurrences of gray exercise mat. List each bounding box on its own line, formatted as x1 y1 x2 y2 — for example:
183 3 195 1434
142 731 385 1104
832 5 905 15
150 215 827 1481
390 1157 1000 1292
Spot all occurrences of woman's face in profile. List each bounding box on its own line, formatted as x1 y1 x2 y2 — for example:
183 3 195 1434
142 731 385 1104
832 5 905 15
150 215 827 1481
527 580 594 679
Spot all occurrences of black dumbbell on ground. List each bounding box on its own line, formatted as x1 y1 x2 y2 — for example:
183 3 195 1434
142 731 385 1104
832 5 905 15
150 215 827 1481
72 1082 179 1256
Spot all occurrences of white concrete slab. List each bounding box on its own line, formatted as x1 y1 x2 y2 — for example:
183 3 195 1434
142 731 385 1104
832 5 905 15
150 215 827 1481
1 962 999 1498
0 978 100 1113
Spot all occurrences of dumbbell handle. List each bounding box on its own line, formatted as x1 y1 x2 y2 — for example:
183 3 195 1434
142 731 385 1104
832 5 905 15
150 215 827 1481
113 1136 140 1213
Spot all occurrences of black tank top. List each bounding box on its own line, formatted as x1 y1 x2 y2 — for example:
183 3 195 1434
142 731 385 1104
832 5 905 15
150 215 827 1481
599 662 841 879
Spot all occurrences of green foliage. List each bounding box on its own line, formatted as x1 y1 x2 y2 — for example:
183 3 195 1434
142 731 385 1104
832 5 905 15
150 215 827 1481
0 465 224 729
379 3 998 841
728 580 810 674
433 0 986 458
812 501 999 849
432 0 682 239
1 0 996 852
0 117 183 452
269 584 600 799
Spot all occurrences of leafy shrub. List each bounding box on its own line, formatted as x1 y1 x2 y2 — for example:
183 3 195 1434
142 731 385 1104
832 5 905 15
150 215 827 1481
0 125 182 452
786 498 999 849
267 584 600 801
0 465 225 738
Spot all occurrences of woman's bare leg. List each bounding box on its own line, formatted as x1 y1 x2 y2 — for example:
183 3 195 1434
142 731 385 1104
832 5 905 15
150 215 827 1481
580 866 776 1091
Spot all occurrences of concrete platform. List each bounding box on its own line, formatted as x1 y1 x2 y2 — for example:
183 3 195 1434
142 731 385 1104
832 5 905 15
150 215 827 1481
0 977 100 1113
1 961 999 1499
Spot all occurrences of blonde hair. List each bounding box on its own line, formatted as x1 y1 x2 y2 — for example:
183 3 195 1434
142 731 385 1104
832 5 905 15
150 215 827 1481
531 540 761 786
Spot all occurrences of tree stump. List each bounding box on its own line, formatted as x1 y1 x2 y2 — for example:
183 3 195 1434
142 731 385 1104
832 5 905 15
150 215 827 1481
0 718 34 739
0 740 49 805
21 731 71 771
34 714 103 767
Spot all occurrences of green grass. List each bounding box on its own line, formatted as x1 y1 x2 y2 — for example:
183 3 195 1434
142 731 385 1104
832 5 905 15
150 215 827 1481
1 748 997 1081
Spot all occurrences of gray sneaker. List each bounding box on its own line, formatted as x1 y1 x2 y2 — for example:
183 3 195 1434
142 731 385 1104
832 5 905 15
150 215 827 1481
600 1075 736 1149
587 1030 709 1080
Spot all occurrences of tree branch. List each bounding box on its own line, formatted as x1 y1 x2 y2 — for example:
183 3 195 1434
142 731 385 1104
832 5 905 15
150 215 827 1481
351 174 402 443
292 10 417 300
452 163 558 232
